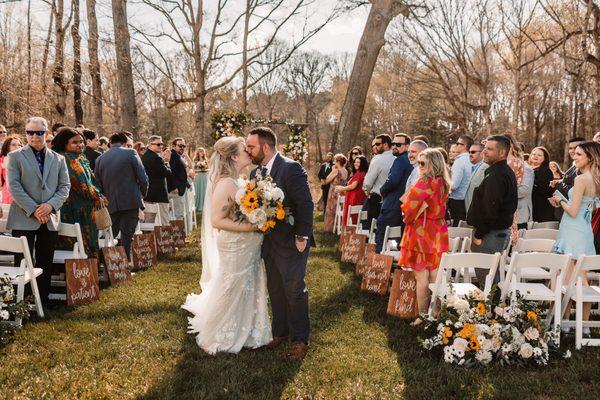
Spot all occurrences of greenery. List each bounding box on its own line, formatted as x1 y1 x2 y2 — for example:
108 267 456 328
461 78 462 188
1 215 599 399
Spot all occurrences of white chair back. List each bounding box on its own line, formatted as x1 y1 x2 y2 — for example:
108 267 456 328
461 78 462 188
382 226 402 253
528 221 559 230
448 237 461 253
457 220 473 228
448 227 473 239
368 218 377 244
346 205 363 228
522 228 558 240
333 195 345 235
513 238 555 253
57 222 86 257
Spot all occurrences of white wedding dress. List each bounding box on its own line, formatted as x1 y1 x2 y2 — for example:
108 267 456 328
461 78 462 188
182 178 272 354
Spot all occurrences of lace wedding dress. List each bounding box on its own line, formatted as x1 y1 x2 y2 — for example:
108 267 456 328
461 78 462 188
182 178 272 354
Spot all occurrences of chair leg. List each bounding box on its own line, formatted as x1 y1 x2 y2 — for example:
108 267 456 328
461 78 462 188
27 267 45 318
576 278 583 350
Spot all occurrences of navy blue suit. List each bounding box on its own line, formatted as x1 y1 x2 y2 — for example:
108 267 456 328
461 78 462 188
375 152 413 252
251 153 313 343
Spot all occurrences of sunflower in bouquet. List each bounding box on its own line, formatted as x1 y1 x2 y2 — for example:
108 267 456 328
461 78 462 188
234 174 291 232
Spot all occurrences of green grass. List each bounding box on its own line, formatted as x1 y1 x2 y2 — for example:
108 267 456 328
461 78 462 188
1 214 599 399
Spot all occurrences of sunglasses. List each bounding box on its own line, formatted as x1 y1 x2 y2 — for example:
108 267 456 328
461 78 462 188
0 131 7 134
151 142 164 147
177 144 186 148
418 161 427 167
26 130 46 136
140 147 147 151
373 142 382 146
392 142 406 147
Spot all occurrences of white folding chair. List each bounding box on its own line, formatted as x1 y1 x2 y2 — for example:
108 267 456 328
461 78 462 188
333 195 345 235
139 202 162 232
183 193 191 235
98 227 118 248
0 235 44 324
521 228 558 241
50 222 87 301
188 184 198 229
355 211 369 234
457 220 473 228
501 252 571 333
507 238 556 281
346 205 363 230
448 237 461 253
368 218 377 244
527 221 559 230
382 226 402 261
428 252 502 315
560 255 600 349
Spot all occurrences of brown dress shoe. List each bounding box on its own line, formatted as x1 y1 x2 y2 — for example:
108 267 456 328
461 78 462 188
285 341 309 360
266 336 288 349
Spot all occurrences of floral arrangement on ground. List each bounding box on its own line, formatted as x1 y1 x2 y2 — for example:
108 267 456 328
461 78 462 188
419 285 571 367
1 274 30 346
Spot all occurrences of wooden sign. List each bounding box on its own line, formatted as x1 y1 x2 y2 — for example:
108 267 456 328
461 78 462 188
154 225 175 255
341 233 367 263
132 232 157 270
338 226 354 250
355 243 376 277
65 259 100 306
360 253 393 296
102 246 132 285
387 269 419 319
170 220 186 248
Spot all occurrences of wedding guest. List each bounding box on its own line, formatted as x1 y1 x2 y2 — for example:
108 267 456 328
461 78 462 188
45 134 54 149
98 136 109 153
82 129 102 172
399 149 450 322
505 134 525 244
134 141 147 158
467 135 517 286
52 127 106 257
0 124 7 147
370 138 380 156
530 146 555 222
448 134 473 226
552 137 586 219
0 136 23 204
517 164 534 230
464 143 488 212
336 155 368 227
318 152 334 210
346 146 363 175
7 116 70 306
124 133 135 149
375 133 412 253
549 161 564 180
142 135 172 226
167 137 190 220
435 147 449 165
413 135 429 145
323 154 348 232
363 134 394 224
95 132 148 258
448 144 458 164
405 140 428 190
550 141 600 335
193 147 208 212
593 132 600 144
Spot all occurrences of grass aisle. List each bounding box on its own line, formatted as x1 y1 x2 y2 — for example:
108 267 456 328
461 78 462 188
1 215 599 399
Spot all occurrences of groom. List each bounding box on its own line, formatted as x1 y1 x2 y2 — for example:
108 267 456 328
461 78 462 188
246 127 313 360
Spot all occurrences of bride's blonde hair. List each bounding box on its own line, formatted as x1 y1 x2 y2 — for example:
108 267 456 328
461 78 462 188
208 136 244 183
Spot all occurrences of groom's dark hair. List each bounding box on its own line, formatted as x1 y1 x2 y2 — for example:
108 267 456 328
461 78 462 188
248 127 277 149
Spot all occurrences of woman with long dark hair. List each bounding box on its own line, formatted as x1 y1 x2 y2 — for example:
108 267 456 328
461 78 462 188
530 146 555 222
336 155 368 227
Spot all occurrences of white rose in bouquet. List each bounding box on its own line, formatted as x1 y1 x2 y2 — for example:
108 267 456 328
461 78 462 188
475 350 493 364
523 326 540 341
452 337 469 353
248 208 267 226
455 299 470 314
518 343 534 359
272 187 284 201
235 187 246 203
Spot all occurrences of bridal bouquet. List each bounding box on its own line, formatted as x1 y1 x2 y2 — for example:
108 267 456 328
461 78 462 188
234 174 290 232
419 285 564 367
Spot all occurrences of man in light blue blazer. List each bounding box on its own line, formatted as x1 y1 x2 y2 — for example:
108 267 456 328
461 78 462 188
95 132 148 258
7 117 70 305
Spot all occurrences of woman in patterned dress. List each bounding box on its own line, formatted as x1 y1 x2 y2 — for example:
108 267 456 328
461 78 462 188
52 127 106 257
399 148 450 322
323 154 348 232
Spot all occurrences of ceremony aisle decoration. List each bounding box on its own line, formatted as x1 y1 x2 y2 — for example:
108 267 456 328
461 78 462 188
0 275 29 345
419 285 568 367
282 123 308 164
210 111 251 141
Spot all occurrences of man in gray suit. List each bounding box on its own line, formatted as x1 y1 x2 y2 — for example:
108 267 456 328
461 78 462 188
7 116 70 306
95 132 148 258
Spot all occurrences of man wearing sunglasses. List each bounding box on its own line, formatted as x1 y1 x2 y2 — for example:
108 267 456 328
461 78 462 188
363 134 395 228
464 143 488 212
82 129 102 172
168 137 190 219
448 134 474 227
142 135 172 225
6 116 70 307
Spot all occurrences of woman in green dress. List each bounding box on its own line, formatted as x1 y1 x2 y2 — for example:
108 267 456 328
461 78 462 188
193 147 208 211
52 127 107 258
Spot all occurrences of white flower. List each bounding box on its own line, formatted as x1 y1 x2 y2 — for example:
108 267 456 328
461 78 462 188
235 187 246 203
263 189 273 201
247 208 267 226
480 337 492 351
494 306 505 318
490 337 502 352
443 346 454 363
471 289 485 301
272 188 284 201
446 294 459 308
0 309 9 320
519 343 533 359
452 337 469 353
475 350 493 364
563 350 572 359
533 347 543 357
455 299 470 314
524 326 540 341
501 343 513 355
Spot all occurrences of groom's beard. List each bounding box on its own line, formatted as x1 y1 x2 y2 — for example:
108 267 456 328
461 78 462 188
252 148 265 166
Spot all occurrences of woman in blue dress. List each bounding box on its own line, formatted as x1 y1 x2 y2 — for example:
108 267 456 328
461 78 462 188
550 141 600 335
193 147 208 211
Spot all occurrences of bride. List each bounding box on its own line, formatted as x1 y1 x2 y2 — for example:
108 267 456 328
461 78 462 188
181 136 272 354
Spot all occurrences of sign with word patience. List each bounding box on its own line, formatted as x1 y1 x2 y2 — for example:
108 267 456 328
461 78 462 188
387 269 419 319
154 225 175 255
102 246 131 285
132 232 157 270
170 220 186 248
355 243 376 277
360 253 393 296
338 226 355 251
341 233 367 263
65 259 100 306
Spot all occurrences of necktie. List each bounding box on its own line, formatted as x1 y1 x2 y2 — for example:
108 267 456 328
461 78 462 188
33 150 44 174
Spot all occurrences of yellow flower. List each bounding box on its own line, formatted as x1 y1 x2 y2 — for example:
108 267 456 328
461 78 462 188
477 302 486 316
276 204 285 220
527 311 537 321
458 323 476 339
260 223 269 232
468 337 480 351
443 326 453 338
442 336 449 345
242 191 259 211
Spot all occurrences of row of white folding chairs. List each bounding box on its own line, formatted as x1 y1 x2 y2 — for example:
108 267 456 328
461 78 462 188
346 207 377 244
332 195 345 235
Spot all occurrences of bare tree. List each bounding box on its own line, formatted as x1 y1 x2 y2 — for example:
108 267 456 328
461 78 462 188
52 0 70 118
72 0 83 124
86 0 104 134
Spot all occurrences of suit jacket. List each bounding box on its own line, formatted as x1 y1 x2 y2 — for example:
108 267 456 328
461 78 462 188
167 150 188 196
318 162 333 188
251 153 314 258
95 144 148 213
379 152 413 211
142 150 171 203
84 146 102 172
6 145 70 231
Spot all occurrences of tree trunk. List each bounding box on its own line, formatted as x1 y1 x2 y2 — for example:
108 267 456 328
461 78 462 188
195 93 206 144
241 0 251 113
41 0 55 98
26 0 32 112
52 0 67 118
337 0 407 152
72 0 84 124
86 0 104 134
112 0 138 133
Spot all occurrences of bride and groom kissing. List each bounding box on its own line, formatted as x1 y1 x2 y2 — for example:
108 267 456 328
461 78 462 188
182 127 314 360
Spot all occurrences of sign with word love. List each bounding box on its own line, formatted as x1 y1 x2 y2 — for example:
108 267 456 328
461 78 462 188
341 233 367 263
65 259 100 306
102 246 131 285
355 243 376 277
154 225 175 255
132 232 157 271
387 269 419 319
338 226 355 251
360 253 393 296
170 220 186 248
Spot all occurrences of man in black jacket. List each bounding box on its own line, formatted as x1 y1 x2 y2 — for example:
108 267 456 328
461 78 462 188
317 152 333 209
467 135 517 287
83 129 102 172
142 135 172 225
167 137 190 219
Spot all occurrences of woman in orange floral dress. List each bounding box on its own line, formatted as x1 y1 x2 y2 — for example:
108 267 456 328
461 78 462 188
399 148 451 321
